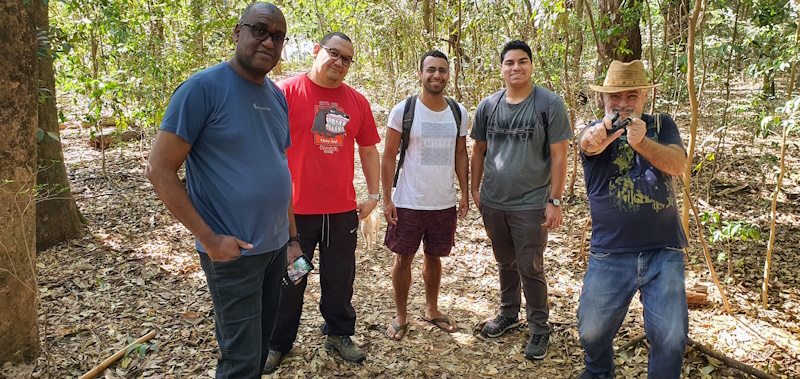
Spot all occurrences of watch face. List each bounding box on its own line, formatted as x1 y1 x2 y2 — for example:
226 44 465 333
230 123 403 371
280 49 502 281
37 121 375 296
550 199 561 206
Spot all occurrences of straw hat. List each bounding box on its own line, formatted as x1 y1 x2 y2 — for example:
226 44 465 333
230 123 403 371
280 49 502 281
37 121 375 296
589 60 661 93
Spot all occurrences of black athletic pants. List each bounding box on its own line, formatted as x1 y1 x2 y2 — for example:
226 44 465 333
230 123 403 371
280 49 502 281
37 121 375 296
268 210 359 354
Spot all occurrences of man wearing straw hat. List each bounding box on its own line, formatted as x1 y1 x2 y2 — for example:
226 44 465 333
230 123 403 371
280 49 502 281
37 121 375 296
575 59 689 378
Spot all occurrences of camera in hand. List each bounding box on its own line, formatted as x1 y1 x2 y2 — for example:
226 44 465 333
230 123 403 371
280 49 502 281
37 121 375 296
282 254 314 287
609 112 630 134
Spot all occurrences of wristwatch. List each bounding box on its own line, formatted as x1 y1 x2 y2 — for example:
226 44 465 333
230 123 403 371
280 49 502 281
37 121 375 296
288 234 301 244
548 198 562 207
367 193 381 201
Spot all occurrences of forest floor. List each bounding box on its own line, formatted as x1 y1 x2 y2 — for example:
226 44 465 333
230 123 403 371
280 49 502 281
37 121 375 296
2 85 800 379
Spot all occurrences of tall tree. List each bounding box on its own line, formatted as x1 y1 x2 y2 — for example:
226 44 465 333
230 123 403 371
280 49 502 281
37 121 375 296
35 0 84 251
0 0 40 363
681 0 702 237
599 0 643 62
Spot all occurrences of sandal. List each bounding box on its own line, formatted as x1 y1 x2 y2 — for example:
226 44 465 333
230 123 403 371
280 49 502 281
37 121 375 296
386 321 409 340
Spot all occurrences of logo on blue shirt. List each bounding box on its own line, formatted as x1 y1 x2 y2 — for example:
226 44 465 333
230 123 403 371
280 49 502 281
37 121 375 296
253 103 271 111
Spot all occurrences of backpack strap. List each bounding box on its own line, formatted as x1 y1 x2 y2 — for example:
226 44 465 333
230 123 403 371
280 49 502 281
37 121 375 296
393 95 417 188
533 85 550 159
483 89 506 128
481 89 506 157
484 87 551 159
654 113 662 134
444 96 462 131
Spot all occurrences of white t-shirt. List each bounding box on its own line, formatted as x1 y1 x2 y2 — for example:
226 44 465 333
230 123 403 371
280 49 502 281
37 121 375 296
388 98 469 210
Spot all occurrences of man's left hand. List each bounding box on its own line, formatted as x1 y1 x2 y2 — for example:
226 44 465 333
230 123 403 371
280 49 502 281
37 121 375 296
626 117 647 146
457 195 469 219
542 204 563 229
357 198 379 220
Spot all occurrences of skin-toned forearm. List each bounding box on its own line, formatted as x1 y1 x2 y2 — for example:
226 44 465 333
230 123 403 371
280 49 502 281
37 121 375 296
287 199 297 238
549 140 569 199
632 139 686 176
286 198 302 264
470 141 486 207
359 145 381 194
145 133 218 248
381 129 401 201
455 136 469 200
147 166 217 246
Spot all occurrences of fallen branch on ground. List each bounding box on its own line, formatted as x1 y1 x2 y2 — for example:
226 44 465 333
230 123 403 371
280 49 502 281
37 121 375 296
680 178 733 316
619 334 779 379
79 330 157 379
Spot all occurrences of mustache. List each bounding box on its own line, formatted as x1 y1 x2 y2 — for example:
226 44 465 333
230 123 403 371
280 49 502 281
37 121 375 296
609 106 635 115
606 107 640 120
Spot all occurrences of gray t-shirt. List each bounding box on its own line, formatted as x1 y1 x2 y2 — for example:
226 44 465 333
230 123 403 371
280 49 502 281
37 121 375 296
471 87 572 210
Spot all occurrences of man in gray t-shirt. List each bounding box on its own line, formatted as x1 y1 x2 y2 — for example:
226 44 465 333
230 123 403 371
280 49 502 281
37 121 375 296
470 40 572 362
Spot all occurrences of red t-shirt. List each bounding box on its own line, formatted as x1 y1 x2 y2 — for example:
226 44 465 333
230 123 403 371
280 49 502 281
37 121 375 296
278 74 380 214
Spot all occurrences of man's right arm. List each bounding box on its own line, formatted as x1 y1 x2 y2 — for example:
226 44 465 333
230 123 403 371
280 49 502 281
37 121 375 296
145 131 250 262
470 141 486 208
579 116 625 156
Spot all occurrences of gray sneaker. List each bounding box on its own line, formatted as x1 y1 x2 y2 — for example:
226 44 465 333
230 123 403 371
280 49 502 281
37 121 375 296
524 332 550 360
324 335 366 363
481 315 521 337
263 350 282 374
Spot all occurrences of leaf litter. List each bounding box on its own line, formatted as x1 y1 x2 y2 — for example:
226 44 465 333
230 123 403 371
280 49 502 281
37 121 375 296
2 99 799 378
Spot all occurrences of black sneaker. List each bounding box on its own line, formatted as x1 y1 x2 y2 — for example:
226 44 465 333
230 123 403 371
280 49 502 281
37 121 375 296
263 350 282 374
481 315 521 337
524 332 549 360
324 335 367 363
574 371 603 379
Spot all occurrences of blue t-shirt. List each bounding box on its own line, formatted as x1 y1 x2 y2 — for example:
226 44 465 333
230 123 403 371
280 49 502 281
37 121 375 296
160 62 292 255
582 113 688 253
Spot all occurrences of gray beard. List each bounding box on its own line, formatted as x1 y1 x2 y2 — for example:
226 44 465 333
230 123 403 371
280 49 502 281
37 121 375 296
605 108 641 121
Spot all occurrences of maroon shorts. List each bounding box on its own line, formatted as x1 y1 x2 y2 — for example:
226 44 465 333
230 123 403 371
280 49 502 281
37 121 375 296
384 207 457 257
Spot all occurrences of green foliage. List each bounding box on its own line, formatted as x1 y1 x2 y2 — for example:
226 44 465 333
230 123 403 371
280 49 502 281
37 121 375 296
700 211 760 265
45 0 799 126
121 339 158 369
700 210 759 279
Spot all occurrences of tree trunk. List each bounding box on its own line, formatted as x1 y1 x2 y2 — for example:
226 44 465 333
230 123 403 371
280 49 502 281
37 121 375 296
598 0 643 62
423 0 432 34
0 0 40 363
34 0 84 251
681 0 703 237
566 0 585 197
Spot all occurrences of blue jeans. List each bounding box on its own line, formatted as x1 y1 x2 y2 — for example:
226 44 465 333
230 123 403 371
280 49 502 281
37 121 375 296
199 246 286 379
577 247 688 379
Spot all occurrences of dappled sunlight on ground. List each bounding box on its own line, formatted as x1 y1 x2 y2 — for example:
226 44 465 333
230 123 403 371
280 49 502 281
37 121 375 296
3 95 799 378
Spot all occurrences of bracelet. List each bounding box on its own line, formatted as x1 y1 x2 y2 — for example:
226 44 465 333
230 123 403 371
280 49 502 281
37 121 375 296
288 235 300 244
367 193 381 201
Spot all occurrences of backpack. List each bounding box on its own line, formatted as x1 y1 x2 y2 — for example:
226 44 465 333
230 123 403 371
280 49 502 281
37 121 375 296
392 95 462 187
482 85 552 159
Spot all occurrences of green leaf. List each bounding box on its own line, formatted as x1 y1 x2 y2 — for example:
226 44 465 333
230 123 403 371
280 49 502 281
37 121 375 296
138 343 148 357
37 129 45 142
47 131 60 141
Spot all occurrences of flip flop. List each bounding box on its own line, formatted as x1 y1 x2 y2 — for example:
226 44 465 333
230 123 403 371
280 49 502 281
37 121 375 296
422 316 458 333
387 321 408 340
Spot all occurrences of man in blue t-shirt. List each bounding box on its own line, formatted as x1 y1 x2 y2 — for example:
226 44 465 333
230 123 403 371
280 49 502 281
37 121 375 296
575 60 689 379
145 3 301 378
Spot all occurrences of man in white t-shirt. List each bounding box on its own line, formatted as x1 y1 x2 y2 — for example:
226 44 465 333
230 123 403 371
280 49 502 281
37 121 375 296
380 50 469 340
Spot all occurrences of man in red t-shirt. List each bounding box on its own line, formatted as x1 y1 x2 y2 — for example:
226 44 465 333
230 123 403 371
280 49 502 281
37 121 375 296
265 32 380 373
